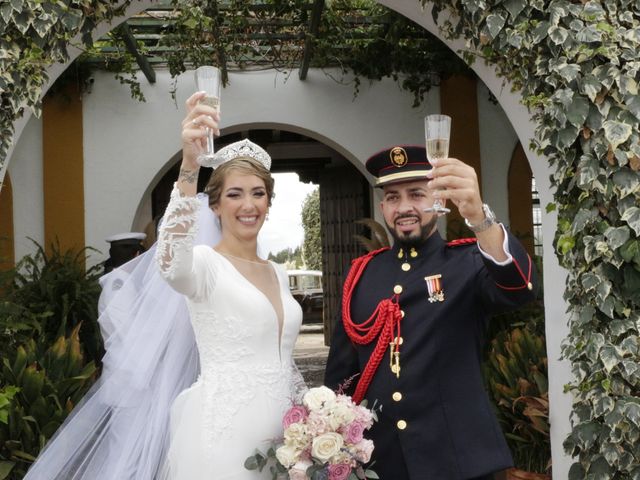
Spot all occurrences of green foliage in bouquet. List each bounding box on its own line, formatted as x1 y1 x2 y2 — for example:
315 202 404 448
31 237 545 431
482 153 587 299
484 327 550 475
0 325 97 480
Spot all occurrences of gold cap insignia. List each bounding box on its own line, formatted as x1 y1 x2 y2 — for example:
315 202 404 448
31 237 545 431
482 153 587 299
390 147 408 168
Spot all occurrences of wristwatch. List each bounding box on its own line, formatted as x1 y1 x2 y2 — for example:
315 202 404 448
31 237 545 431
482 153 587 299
464 204 497 233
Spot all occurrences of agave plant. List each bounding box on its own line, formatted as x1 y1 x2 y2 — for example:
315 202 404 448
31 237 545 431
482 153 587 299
354 218 390 252
484 327 551 475
0 324 97 480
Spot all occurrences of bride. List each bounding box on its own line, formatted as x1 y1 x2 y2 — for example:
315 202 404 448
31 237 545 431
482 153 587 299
22 93 305 479
157 92 305 478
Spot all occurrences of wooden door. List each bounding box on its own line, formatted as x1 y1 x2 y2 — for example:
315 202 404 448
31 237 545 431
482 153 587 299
319 165 370 345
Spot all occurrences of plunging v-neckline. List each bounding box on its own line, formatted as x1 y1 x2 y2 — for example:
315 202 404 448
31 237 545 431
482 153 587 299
211 249 285 358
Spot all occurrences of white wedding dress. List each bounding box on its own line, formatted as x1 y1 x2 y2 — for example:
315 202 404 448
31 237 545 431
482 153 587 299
156 186 304 480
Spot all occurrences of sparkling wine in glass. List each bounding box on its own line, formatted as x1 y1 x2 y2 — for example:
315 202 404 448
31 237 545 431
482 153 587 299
194 66 222 167
424 114 451 214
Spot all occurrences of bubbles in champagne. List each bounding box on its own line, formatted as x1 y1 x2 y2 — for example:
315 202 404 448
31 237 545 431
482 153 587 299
426 138 449 163
200 95 220 112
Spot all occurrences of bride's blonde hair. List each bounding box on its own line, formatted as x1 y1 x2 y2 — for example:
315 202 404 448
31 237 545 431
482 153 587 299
205 156 275 207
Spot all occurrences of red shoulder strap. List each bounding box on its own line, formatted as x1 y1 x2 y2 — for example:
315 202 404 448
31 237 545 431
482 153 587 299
447 237 477 247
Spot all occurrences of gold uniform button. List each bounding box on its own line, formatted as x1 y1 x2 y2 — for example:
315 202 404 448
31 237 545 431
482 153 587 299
397 420 407 430
392 392 403 401
400 310 405 318
394 336 404 345
393 285 403 295
401 263 411 271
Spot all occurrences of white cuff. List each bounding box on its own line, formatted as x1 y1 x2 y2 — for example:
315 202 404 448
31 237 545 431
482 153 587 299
477 223 513 266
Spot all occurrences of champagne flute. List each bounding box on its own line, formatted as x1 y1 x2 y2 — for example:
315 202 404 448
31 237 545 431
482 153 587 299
424 114 451 214
194 66 221 167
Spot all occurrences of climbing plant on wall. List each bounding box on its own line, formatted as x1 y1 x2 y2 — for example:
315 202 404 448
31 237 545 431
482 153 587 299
428 0 640 477
1 0 640 477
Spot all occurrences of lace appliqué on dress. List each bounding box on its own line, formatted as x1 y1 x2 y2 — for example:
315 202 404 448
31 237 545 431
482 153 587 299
191 310 294 451
155 185 201 281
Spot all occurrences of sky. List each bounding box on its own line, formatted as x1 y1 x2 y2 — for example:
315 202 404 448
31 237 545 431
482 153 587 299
258 173 318 256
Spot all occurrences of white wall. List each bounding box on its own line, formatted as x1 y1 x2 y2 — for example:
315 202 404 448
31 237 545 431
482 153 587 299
8 115 45 261
476 83 518 225
82 68 436 260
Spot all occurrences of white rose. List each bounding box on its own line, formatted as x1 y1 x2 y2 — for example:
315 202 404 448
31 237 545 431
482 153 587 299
311 432 344 462
303 386 337 411
276 444 300 468
327 402 356 430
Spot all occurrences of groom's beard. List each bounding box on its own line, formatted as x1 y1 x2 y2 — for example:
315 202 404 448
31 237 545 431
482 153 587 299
385 214 438 249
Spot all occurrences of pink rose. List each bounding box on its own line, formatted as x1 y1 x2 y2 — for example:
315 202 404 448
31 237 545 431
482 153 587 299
284 405 309 429
342 421 365 444
328 463 352 480
353 438 374 463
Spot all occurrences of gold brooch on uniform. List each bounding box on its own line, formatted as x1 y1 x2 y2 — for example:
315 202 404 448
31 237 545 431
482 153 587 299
390 147 408 167
424 274 444 303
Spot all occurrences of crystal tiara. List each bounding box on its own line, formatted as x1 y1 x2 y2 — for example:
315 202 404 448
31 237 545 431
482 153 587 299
211 139 272 170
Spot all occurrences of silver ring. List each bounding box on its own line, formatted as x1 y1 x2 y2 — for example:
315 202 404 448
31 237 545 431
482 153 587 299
191 118 201 127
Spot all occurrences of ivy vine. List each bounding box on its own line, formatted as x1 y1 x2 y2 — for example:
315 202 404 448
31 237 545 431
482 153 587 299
1 0 640 477
429 0 640 476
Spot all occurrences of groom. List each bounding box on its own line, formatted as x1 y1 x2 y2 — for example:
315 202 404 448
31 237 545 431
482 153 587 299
324 146 538 479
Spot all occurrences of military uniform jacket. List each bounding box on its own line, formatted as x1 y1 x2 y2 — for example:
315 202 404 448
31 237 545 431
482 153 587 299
325 228 538 480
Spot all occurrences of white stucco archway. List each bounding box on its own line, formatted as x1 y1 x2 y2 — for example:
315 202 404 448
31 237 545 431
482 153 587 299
5 1 572 477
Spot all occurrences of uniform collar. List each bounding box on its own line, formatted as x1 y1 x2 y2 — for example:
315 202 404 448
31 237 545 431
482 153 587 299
392 232 445 260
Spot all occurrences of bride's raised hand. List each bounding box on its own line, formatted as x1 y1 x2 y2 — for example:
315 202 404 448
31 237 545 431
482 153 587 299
181 91 221 170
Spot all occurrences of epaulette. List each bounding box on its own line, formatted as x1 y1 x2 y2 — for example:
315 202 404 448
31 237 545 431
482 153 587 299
446 238 477 247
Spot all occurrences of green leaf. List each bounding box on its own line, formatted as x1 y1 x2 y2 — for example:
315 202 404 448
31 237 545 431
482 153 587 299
603 120 632 150
604 226 631 250
576 25 602 43
531 20 550 44
618 76 638 96
621 207 640 235
580 272 599 292
613 169 639 197
0 3 12 23
587 455 615 478
558 64 581 82
566 94 590 127
0 461 14 480
549 26 569 45
598 296 615 319
600 345 620 373
568 463 585 480
624 93 640 120
576 154 599 188
486 13 506 39
244 456 259 470
10 0 23 12
580 75 601 102
504 0 527 18
619 239 639 262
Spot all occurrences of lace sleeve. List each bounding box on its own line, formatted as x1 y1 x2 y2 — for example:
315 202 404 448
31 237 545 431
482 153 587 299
155 184 202 297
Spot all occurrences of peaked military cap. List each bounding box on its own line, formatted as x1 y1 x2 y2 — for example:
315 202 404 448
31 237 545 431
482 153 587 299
366 145 432 187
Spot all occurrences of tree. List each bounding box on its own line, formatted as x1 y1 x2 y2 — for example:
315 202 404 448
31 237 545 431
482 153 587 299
301 189 321 270
268 246 302 268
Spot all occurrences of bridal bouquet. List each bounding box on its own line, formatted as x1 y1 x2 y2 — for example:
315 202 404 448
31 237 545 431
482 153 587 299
245 386 378 480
